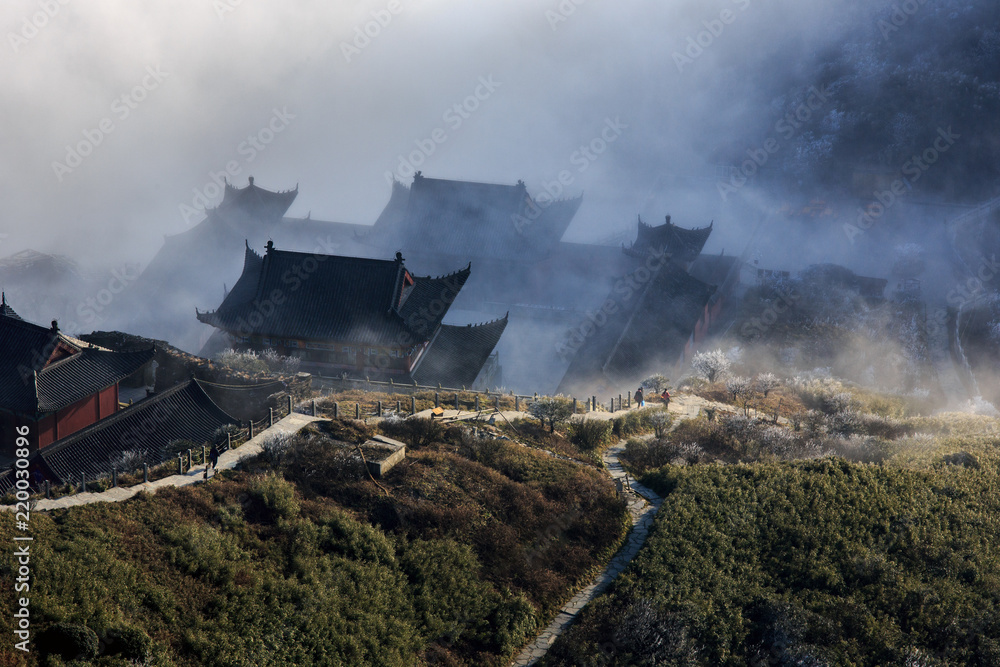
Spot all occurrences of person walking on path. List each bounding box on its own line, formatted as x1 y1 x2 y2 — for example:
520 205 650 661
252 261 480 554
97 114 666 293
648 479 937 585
205 444 220 479
635 387 644 407
661 389 670 408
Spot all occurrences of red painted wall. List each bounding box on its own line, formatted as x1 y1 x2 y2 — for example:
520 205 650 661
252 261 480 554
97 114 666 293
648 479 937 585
37 414 56 449
99 385 118 419
37 385 119 450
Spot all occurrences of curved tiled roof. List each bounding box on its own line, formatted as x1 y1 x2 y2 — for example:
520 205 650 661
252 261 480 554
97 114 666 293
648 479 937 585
410 315 508 388
398 265 471 339
34 379 239 485
631 216 713 263
215 177 298 223
198 244 472 347
370 174 582 261
0 307 153 414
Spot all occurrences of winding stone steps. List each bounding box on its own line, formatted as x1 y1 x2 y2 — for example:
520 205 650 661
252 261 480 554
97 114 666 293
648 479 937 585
511 439 663 667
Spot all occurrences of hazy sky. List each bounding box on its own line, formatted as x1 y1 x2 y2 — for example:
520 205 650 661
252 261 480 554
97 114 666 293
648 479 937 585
2 0 877 269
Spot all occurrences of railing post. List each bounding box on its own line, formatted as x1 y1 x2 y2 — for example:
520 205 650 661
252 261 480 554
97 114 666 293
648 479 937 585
355 403 360 419
515 396 520 411
287 394 293 415
495 396 500 410
627 391 631 408
610 397 615 413
112 467 117 488
435 392 440 408
396 400 401 414
619 394 622 411
573 397 577 414
592 396 596 412
187 449 193 470
333 402 339 419
80 473 86 493
269 407 274 427
143 463 148 483
312 400 317 416
475 395 480 411
377 400 382 417
202 446 207 466
227 432 232 451
178 456 183 474
249 421 254 439
45 480 51 499
411 396 416 414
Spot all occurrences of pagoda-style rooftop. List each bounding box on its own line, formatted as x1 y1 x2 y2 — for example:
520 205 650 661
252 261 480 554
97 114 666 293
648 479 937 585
625 215 713 264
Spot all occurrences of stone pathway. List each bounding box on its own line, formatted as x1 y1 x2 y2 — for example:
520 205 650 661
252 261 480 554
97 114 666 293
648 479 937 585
510 439 663 667
3 413 322 512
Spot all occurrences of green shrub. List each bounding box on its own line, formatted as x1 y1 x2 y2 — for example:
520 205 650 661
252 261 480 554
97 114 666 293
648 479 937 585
569 419 614 451
248 474 300 522
613 407 668 437
104 624 152 660
37 622 99 661
489 592 537 656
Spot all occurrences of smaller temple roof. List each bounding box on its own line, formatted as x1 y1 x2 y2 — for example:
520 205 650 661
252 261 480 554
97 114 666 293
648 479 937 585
25 380 238 488
214 176 299 224
411 315 509 388
369 173 582 261
626 215 713 264
0 304 154 415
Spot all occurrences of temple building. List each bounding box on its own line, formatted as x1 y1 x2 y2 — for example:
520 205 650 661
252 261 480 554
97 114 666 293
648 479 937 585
109 177 352 353
0 296 154 457
557 216 743 397
196 242 507 388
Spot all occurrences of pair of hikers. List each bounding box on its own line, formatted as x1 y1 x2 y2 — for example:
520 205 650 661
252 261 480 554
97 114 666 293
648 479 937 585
634 387 670 408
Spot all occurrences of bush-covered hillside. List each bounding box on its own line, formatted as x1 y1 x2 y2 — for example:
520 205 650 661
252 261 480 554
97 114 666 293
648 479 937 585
0 418 628 667
544 394 1000 665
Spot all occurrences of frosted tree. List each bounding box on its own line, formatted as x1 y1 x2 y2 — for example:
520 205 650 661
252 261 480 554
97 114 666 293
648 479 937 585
641 374 671 394
527 395 574 433
691 349 731 383
725 376 756 416
754 372 781 398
